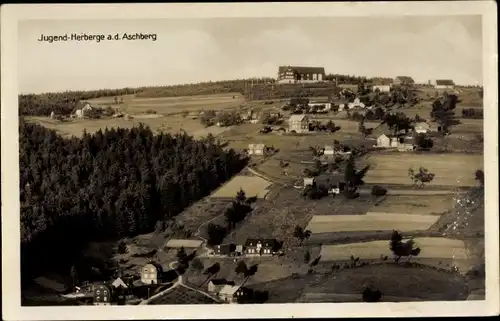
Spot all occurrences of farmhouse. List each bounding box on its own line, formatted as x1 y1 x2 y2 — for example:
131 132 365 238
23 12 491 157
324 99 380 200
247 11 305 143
93 284 112 306
248 144 266 156
277 65 326 84
141 262 163 285
414 122 431 134
375 134 415 151
393 76 415 86
208 279 235 294
214 243 236 256
245 238 278 256
430 79 455 89
218 284 249 303
165 239 204 250
288 114 310 133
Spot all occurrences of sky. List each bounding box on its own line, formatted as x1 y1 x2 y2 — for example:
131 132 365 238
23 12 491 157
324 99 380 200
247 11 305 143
18 16 483 94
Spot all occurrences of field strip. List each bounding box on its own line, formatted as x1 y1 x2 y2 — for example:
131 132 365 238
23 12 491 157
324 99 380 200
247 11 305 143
319 238 468 261
210 175 272 199
306 213 440 233
387 190 460 196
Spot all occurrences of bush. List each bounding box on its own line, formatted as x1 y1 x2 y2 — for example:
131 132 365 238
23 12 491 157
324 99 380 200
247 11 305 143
371 185 387 196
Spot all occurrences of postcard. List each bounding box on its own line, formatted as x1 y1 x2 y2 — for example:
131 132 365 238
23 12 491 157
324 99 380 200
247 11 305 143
1 2 498 320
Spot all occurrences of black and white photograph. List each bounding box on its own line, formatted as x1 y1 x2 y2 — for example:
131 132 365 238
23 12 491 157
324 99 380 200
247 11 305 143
1 2 498 320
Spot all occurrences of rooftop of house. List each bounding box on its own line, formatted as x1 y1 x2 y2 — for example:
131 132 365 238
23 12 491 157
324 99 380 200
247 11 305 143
288 114 307 122
278 65 326 75
219 284 242 296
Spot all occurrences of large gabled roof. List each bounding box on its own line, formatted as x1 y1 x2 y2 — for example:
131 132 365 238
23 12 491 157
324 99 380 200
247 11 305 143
288 114 307 122
435 79 455 86
278 65 326 75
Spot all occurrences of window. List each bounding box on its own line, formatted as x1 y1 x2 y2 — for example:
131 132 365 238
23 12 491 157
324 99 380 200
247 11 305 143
104 297 107 302
144 269 148 273
96 290 100 295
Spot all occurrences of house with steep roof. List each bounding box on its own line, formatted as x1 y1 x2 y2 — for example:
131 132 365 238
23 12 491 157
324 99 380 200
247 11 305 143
218 284 249 303
430 79 455 89
414 122 431 134
277 66 326 84
208 279 235 294
288 114 309 133
111 277 128 289
93 284 112 306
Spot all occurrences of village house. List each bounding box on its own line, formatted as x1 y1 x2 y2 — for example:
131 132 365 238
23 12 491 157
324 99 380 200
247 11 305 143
323 145 335 156
244 238 279 256
214 243 236 256
208 279 235 294
247 143 266 156
375 134 415 151
393 76 415 86
93 284 112 306
288 114 310 133
430 79 455 89
141 262 163 285
347 97 365 109
308 101 332 112
277 66 326 84
218 284 249 303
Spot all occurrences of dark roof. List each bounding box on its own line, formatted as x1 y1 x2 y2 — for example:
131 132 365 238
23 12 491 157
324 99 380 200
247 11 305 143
215 243 236 253
278 66 325 75
209 279 235 286
435 79 454 86
244 238 278 248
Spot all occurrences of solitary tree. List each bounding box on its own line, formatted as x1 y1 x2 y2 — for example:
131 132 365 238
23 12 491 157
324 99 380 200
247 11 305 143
235 188 247 203
304 250 311 264
70 265 78 289
408 167 435 187
389 230 421 263
235 261 248 276
190 258 204 275
293 226 311 245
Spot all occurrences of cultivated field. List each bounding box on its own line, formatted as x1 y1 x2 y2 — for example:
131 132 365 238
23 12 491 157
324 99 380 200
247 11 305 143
87 92 245 115
306 212 441 234
319 237 468 261
149 285 216 305
210 175 273 199
372 195 456 215
251 263 470 303
360 153 483 187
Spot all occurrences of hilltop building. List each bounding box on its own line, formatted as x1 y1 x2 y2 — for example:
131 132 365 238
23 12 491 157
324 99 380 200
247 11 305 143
429 79 455 89
277 66 326 84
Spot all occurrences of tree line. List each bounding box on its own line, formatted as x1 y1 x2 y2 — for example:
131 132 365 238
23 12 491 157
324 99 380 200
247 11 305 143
20 120 248 281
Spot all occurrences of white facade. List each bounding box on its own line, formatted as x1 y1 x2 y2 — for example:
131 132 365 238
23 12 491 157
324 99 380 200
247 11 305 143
376 134 391 148
324 145 335 155
308 102 332 111
304 177 315 186
288 114 309 133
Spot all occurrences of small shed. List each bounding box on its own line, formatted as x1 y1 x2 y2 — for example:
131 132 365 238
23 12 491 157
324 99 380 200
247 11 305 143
324 145 336 155
248 143 266 156
165 239 204 249
303 177 315 187
218 285 247 303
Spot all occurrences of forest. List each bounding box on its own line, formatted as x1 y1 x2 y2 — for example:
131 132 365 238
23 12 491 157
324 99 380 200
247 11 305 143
19 120 248 282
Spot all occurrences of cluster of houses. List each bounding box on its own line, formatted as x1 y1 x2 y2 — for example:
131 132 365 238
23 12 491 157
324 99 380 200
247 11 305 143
374 121 438 152
210 238 281 257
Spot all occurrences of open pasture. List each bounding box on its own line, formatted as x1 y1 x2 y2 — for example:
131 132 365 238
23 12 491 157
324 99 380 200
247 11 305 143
372 195 455 215
87 92 245 115
360 153 483 187
25 115 231 139
210 175 272 199
253 263 469 303
306 212 441 234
